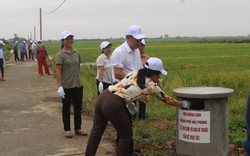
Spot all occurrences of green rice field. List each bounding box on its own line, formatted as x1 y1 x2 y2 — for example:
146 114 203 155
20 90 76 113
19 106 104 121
45 39 250 155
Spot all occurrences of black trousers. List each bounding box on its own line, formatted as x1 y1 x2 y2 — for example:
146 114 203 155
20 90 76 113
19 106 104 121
20 52 25 61
139 100 146 119
61 86 83 131
85 90 134 156
28 50 33 60
14 50 19 61
0 59 4 79
96 79 112 95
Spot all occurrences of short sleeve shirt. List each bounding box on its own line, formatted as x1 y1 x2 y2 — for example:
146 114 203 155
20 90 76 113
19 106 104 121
110 41 143 83
96 53 112 84
55 49 83 89
108 71 174 103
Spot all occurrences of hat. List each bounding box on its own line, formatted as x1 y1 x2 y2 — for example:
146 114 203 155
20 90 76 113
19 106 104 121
61 30 74 39
0 40 5 45
144 57 167 75
126 25 146 40
15 41 18 43
38 40 42 43
100 41 112 50
22 41 26 43
141 39 146 46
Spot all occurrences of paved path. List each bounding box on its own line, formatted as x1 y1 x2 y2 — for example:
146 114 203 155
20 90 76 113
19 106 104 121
0 57 115 156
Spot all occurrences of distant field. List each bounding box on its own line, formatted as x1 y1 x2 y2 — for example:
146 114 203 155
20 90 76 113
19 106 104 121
46 40 250 153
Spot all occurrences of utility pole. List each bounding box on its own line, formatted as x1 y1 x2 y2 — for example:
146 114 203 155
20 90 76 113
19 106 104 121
34 26 36 41
40 8 42 40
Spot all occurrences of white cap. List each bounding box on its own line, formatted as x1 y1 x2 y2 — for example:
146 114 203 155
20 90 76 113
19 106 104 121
30 40 33 43
22 41 26 43
100 41 112 50
141 39 146 46
61 30 74 39
0 40 5 45
126 25 146 40
38 40 42 43
144 57 167 75
15 41 18 43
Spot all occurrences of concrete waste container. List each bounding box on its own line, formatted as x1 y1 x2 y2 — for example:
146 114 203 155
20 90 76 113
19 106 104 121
173 87 234 156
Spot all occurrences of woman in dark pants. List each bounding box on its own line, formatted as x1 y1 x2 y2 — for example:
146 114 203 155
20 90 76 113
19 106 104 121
55 30 88 138
85 57 191 156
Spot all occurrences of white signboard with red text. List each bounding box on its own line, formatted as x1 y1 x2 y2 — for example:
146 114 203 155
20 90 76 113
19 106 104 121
178 109 210 143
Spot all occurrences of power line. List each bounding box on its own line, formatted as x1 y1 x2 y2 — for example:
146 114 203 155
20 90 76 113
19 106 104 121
43 0 67 14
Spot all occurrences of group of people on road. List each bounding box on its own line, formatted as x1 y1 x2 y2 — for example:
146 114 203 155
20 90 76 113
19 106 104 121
14 40 37 62
17 40 50 76
14 39 50 76
53 25 191 156
1 39 51 81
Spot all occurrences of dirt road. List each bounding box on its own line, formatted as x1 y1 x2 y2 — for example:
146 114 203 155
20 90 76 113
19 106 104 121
0 57 115 156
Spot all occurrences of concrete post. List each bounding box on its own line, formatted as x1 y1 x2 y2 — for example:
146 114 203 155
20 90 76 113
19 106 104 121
173 87 234 156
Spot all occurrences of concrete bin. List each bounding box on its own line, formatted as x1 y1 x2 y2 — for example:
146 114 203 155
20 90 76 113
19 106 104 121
173 87 234 156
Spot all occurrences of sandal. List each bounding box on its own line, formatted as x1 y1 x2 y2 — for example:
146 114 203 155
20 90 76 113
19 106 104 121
65 130 73 138
75 130 88 136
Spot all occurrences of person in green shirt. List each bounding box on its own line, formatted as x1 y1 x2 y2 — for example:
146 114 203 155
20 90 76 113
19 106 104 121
55 30 88 138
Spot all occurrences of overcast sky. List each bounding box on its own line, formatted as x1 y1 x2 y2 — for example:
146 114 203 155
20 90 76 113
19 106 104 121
1 0 250 40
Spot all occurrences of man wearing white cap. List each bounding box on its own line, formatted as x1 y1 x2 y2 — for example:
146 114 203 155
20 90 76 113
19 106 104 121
0 40 5 81
110 24 146 155
111 24 145 83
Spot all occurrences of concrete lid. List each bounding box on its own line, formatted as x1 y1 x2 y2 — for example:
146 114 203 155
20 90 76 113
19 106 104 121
173 87 234 99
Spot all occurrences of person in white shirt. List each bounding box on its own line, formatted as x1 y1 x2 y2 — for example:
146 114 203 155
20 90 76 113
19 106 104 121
108 24 146 155
111 25 145 83
96 41 113 95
